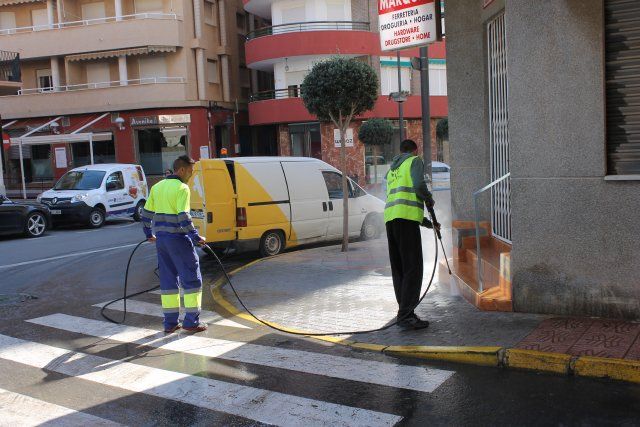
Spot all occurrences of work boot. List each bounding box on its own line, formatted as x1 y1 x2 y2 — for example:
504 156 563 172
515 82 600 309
398 314 429 331
164 323 181 334
183 323 208 333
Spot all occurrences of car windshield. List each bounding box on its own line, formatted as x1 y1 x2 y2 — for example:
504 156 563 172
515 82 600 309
54 170 106 190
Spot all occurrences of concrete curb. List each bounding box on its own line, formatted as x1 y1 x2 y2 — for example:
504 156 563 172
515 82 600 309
208 258 640 385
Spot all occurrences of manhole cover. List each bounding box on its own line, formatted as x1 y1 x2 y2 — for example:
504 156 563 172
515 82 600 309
0 294 38 306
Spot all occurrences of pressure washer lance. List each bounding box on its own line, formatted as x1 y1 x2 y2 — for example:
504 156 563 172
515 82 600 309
428 206 452 276
203 208 444 337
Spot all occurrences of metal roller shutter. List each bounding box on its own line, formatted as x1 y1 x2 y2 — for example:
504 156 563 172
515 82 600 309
605 0 640 175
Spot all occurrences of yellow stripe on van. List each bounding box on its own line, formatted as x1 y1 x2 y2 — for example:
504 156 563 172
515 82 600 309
234 163 299 246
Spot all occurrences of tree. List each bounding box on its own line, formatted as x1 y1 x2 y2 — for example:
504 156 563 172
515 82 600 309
301 57 378 252
358 118 394 186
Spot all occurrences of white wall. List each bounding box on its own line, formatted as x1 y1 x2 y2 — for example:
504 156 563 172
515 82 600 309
271 0 351 26
273 56 333 90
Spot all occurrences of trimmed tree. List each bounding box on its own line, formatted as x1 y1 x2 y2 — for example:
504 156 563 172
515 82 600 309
358 118 394 185
301 57 378 252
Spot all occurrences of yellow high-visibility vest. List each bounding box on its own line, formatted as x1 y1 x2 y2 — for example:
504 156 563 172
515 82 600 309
384 156 424 223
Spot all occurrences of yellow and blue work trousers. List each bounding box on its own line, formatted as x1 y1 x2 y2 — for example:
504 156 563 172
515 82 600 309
156 234 202 329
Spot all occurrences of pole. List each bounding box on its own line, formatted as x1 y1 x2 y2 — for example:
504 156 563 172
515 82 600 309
420 46 432 180
89 134 94 164
396 51 405 141
19 139 26 199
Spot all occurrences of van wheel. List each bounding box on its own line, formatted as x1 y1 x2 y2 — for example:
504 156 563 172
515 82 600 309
133 201 145 222
361 214 382 240
88 208 105 228
259 230 285 257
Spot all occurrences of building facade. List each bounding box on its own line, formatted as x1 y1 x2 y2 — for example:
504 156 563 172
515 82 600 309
0 0 270 195
242 0 448 186
445 0 640 319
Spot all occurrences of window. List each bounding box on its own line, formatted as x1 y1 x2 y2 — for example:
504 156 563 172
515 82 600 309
207 59 219 83
137 127 188 175
322 171 343 199
322 171 358 199
380 58 411 95
287 85 299 98
326 0 346 22
36 69 53 92
54 170 106 190
86 62 111 88
289 123 321 158
71 139 116 166
0 12 16 32
105 171 125 191
429 65 447 96
605 0 640 175
81 2 106 22
204 0 216 25
31 9 48 30
31 145 52 179
135 0 163 13
139 56 168 79
236 12 246 31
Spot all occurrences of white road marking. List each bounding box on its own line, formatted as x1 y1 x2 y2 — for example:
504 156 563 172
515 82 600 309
0 334 402 427
29 314 454 393
0 243 142 270
94 299 251 330
0 387 123 427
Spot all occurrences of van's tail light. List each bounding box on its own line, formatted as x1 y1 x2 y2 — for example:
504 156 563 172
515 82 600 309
236 207 247 227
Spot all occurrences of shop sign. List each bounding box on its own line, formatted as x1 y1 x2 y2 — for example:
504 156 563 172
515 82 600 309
200 145 210 159
378 0 442 51
334 128 354 148
130 116 158 126
159 114 191 124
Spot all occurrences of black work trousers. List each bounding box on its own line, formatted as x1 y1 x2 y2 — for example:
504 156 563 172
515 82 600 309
386 218 423 318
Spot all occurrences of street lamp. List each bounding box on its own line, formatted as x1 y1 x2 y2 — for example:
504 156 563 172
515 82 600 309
114 117 125 131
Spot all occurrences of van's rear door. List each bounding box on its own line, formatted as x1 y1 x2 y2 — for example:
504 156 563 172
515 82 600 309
189 159 235 242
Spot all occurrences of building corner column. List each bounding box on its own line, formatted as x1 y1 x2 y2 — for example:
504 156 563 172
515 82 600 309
115 0 123 20
50 57 60 91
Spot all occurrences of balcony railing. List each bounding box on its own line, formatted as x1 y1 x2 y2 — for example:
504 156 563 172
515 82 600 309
250 88 303 102
0 50 20 82
0 13 178 35
14 77 185 96
246 21 370 41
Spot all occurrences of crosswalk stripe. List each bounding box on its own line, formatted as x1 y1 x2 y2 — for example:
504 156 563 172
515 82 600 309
94 299 250 329
0 334 402 427
28 313 454 393
0 387 123 426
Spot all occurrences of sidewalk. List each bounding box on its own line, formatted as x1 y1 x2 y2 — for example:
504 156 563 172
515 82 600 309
212 236 640 383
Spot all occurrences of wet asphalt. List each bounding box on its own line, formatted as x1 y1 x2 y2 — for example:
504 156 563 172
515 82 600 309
1 219 640 426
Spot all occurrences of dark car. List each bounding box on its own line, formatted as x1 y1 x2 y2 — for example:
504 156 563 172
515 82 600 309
0 195 51 238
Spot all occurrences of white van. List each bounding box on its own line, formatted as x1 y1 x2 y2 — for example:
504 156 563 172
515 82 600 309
38 164 148 228
190 157 385 256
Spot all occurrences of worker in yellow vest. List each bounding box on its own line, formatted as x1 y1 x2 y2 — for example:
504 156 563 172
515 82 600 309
141 155 207 334
384 139 439 330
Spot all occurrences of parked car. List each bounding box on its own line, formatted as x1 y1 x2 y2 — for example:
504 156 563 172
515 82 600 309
189 157 385 257
0 195 51 238
431 161 451 190
37 164 148 228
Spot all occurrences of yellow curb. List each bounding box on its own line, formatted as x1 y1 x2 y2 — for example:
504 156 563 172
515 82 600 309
207 257 640 384
505 349 573 375
574 356 640 384
384 345 502 366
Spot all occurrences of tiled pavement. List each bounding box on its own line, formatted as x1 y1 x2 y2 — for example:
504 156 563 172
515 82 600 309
216 235 640 359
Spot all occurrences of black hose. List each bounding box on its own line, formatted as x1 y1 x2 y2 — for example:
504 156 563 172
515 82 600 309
100 240 159 324
206 213 441 336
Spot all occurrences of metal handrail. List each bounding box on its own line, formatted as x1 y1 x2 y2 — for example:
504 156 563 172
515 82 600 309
14 77 185 96
0 13 178 35
250 87 302 102
472 172 510 292
246 20 370 41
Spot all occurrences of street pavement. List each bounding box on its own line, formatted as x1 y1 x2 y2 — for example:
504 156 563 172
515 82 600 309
1 215 640 425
